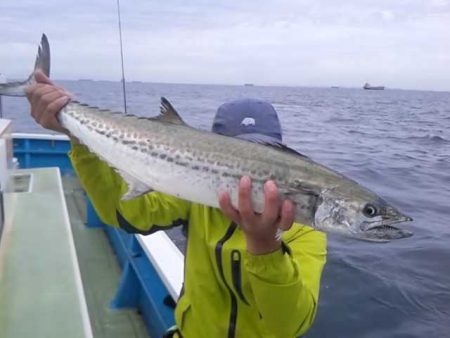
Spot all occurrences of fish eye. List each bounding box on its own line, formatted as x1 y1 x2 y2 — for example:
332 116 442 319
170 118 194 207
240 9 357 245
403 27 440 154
363 204 378 218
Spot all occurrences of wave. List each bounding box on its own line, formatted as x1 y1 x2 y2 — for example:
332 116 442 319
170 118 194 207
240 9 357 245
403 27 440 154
405 135 449 144
325 117 356 123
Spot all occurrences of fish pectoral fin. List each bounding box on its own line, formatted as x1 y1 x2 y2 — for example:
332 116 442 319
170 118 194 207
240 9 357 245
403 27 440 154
117 170 154 200
280 181 320 197
279 183 322 226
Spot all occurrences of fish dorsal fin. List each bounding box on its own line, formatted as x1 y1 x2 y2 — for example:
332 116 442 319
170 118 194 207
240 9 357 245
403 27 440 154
153 97 187 125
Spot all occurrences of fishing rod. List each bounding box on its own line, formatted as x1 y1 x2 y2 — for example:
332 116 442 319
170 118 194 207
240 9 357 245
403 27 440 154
116 0 128 114
0 73 5 118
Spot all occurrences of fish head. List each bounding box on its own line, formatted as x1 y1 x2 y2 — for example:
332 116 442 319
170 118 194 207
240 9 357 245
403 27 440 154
314 191 413 242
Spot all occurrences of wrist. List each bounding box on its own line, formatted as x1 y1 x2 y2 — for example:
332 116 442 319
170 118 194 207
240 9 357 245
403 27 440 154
246 235 281 255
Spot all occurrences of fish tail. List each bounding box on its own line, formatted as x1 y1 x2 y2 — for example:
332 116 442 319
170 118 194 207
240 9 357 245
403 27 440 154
0 34 50 97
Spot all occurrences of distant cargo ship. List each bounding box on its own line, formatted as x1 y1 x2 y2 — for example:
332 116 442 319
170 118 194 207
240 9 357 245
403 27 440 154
363 82 384 90
244 83 254 87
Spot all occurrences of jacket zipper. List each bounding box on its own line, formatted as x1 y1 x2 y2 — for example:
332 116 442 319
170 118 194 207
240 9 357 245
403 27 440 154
231 249 249 305
215 222 238 338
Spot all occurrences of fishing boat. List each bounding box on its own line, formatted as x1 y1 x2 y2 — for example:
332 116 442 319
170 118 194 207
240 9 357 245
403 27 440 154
0 111 182 337
363 82 385 90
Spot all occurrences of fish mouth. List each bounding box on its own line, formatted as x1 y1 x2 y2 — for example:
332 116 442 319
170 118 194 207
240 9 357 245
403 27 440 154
360 216 414 242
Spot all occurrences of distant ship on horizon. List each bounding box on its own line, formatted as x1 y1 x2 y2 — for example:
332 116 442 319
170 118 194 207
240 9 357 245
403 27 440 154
363 82 385 90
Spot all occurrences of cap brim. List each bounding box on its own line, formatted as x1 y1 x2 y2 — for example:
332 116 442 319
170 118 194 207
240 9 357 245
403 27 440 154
235 133 284 146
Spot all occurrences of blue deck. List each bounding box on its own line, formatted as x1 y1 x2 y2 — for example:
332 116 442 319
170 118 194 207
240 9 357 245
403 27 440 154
12 134 176 338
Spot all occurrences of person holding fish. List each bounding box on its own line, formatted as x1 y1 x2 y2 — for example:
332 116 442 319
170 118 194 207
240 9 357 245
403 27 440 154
0 29 415 337
25 70 327 338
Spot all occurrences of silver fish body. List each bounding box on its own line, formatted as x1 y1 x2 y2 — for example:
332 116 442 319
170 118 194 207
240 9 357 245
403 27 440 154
0 34 413 241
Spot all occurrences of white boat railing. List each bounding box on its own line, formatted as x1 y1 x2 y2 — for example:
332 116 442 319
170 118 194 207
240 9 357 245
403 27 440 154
10 130 185 336
137 232 184 300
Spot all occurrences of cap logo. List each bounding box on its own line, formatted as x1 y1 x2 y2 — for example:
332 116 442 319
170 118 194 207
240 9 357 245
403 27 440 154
241 117 256 127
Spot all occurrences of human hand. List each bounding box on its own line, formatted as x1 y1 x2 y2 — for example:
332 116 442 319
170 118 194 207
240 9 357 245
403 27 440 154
219 176 295 255
25 70 72 134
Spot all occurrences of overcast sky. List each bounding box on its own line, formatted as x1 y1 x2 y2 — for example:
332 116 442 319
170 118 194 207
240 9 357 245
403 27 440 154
0 0 449 90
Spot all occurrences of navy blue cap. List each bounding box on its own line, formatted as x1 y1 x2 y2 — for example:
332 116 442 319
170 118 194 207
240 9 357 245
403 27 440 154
212 98 283 145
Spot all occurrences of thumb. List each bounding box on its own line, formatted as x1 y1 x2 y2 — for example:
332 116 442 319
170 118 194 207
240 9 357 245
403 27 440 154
34 69 54 85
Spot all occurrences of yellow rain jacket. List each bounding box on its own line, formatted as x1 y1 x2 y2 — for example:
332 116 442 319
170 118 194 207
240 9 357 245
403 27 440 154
70 143 327 338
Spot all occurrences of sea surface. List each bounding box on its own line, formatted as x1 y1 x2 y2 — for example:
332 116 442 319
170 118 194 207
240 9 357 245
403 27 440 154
2 81 449 337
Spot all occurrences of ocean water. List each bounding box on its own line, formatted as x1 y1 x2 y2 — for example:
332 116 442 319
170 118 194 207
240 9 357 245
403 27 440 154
2 82 450 337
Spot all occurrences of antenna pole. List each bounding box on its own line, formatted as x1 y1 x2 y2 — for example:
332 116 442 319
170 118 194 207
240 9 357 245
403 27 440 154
116 0 128 114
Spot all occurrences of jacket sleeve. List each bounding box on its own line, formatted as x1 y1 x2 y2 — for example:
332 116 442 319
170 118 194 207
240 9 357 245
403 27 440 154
69 142 191 233
245 225 327 337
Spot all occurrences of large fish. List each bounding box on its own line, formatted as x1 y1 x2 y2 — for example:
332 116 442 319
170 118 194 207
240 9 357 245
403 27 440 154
0 34 413 241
